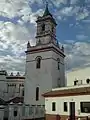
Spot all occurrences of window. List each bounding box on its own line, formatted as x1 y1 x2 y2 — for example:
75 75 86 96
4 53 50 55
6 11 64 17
74 80 78 85
22 89 24 96
80 102 90 113
14 106 18 117
64 102 68 112
42 24 45 31
36 57 41 69
36 87 39 101
14 110 17 117
52 102 56 111
57 58 60 70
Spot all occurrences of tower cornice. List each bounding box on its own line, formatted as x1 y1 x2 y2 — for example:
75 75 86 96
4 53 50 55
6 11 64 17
36 15 57 26
25 43 65 57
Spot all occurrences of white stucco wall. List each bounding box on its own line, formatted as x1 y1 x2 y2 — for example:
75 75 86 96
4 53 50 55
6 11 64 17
24 48 65 105
66 67 90 86
45 95 90 117
52 51 65 87
25 51 53 105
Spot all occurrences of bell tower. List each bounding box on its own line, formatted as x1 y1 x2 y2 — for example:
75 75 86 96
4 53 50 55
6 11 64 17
24 4 66 105
36 3 57 45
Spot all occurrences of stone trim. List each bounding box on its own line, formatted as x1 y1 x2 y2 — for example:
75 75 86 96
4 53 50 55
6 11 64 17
25 45 65 58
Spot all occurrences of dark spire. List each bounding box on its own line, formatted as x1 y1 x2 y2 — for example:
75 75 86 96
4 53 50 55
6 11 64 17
43 2 52 17
27 41 30 47
61 45 64 52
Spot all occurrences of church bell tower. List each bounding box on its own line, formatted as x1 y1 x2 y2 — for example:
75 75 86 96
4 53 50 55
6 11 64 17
36 3 57 45
24 4 66 105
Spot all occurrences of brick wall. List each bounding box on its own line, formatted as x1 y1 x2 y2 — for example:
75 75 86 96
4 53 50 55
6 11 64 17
45 114 90 120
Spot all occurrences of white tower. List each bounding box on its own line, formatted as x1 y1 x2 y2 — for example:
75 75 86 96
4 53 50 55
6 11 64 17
24 4 66 105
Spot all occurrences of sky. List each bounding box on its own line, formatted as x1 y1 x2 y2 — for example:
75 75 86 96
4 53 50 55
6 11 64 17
0 0 90 74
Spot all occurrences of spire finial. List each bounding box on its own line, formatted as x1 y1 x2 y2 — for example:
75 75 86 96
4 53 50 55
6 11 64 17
46 1 48 8
43 1 52 17
61 45 64 52
27 41 31 48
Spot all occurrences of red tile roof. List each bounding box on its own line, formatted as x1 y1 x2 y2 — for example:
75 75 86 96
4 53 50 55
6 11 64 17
42 86 90 97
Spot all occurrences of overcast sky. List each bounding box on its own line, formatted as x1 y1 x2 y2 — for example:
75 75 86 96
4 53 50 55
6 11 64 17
0 0 90 74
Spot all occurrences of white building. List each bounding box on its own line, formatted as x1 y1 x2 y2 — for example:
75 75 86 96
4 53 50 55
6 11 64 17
67 67 90 86
24 3 66 106
0 70 25 101
43 85 90 120
0 70 25 120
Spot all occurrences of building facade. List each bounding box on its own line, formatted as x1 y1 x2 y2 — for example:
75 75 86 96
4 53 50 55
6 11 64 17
24 4 66 106
0 70 25 120
43 85 90 120
0 70 25 101
67 67 90 87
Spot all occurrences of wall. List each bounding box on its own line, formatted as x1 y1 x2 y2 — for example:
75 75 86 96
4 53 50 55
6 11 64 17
25 45 65 105
66 67 90 86
24 50 53 105
7 80 24 98
8 104 45 120
0 71 24 100
45 95 90 117
52 51 65 88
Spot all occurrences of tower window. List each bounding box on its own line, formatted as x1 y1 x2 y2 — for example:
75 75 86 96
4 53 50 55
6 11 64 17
42 24 45 31
57 58 60 70
22 88 24 96
36 87 39 101
36 57 41 69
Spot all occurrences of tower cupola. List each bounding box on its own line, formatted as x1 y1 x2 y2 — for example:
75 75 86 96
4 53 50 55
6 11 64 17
36 3 57 45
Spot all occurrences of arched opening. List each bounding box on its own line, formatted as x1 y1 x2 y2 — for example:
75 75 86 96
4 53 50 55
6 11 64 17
57 58 60 70
42 23 45 31
22 88 24 96
36 57 41 69
36 87 39 101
